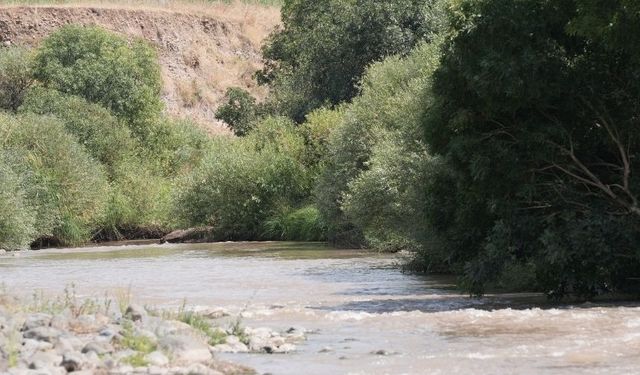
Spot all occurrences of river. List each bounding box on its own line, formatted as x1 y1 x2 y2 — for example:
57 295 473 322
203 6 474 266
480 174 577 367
1 242 639 374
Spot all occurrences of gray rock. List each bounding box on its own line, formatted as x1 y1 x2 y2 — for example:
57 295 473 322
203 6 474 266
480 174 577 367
270 343 296 354
50 314 69 330
211 341 248 353
112 349 137 362
23 327 61 343
183 363 223 375
61 351 85 372
81 341 114 355
147 366 169 375
54 335 83 354
144 351 169 366
69 314 109 334
198 307 229 319
99 326 119 337
20 338 54 354
22 314 52 331
108 365 134 375
124 305 147 322
149 318 193 338
28 350 62 370
158 335 212 364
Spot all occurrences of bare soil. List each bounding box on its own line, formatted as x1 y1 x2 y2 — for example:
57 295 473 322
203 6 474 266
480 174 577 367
0 4 280 134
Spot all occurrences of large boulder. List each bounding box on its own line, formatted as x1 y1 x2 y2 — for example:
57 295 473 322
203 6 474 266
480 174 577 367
158 335 212 364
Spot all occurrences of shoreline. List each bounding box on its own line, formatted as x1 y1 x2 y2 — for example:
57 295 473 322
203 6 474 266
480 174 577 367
0 290 307 374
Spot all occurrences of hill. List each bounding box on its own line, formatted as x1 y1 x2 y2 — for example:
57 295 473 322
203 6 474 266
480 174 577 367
0 2 281 133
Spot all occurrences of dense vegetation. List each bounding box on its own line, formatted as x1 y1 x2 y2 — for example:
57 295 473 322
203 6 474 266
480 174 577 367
248 0 640 298
2 0 640 299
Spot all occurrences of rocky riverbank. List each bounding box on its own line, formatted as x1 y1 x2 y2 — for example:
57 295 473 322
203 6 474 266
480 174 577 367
0 292 307 374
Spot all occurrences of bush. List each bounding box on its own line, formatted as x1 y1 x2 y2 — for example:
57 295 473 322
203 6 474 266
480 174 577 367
174 126 310 239
138 117 209 176
299 107 344 169
32 25 163 132
20 87 136 176
96 162 174 241
0 152 37 250
264 205 327 241
0 112 109 246
315 41 441 248
214 87 259 136
0 47 34 112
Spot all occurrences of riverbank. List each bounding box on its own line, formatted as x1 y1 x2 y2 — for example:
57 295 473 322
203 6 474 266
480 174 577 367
0 288 308 374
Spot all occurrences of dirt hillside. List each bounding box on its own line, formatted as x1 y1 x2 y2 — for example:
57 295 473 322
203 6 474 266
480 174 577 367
0 4 280 133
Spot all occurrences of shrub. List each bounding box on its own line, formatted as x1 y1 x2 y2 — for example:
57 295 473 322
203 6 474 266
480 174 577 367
20 87 136 176
0 112 109 246
215 87 259 136
315 41 441 248
299 107 344 169
264 205 327 241
0 152 37 250
96 162 174 241
139 117 209 177
0 47 34 112
174 132 309 240
32 25 163 133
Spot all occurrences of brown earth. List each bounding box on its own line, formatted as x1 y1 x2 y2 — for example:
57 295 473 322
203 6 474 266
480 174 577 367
0 3 280 134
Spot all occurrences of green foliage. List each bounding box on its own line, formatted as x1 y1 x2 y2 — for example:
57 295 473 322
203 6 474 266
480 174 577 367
97 163 174 241
119 320 157 354
260 0 445 121
316 41 441 248
421 0 640 297
299 107 343 169
174 117 310 240
0 113 109 246
138 117 209 176
0 47 34 112
176 307 227 346
264 205 327 241
32 25 163 133
20 87 135 176
215 87 259 136
0 152 36 250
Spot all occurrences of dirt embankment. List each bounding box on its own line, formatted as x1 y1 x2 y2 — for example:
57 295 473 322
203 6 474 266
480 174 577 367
0 5 280 134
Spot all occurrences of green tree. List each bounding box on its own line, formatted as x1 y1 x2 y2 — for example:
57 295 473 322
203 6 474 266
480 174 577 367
316 41 441 249
215 87 259 136
260 0 444 121
421 0 640 297
33 25 163 135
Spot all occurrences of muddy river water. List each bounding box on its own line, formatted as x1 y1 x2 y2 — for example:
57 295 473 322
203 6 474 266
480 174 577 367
1 242 639 374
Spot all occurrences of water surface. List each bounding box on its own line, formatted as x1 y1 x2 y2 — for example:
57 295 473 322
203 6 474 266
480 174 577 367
1 242 639 374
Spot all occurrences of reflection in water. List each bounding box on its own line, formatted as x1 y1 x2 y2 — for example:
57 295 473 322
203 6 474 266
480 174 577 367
1 242 639 375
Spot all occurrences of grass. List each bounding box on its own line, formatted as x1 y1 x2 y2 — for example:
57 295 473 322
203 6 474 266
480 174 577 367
174 301 228 345
28 283 112 318
118 320 158 353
